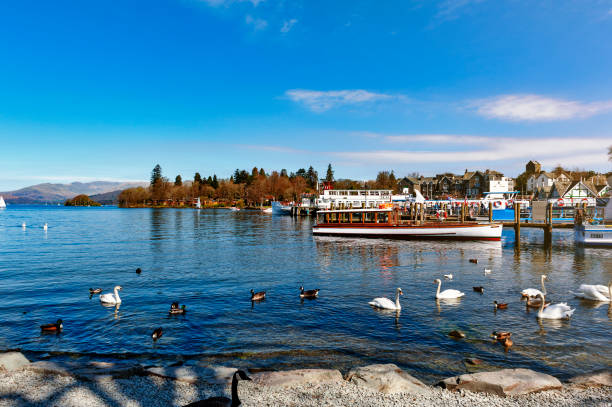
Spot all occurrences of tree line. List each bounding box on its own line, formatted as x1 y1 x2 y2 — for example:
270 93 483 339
118 164 399 207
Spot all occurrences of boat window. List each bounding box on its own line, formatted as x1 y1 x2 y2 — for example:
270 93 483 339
364 212 376 223
377 212 389 223
352 212 363 223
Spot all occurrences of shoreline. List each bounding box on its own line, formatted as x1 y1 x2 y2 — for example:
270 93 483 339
0 353 609 407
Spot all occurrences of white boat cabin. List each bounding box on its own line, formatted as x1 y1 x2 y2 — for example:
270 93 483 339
316 189 393 210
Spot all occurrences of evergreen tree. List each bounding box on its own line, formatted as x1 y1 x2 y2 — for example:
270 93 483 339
306 166 318 188
174 175 182 186
259 168 266 176
252 167 259 177
150 164 162 186
280 169 288 178
206 175 213 186
325 163 334 182
194 172 202 184
212 175 219 189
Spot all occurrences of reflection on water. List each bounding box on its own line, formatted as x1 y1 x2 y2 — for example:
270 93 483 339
0 206 611 383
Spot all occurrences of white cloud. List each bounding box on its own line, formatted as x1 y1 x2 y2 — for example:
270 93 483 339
333 136 610 165
245 15 268 30
382 134 490 144
280 19 298 33
472 94 612 121
285 89 392 112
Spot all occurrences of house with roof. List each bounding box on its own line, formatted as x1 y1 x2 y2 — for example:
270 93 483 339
548 179 598 205
526 171 570 193
462 170 485 198
397 176 421 195
526 160 541 174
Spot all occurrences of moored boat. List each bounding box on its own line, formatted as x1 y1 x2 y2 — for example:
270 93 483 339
574 199 612 247
312 208 502 241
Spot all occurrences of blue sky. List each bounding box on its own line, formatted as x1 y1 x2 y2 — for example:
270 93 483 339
1 0 612 190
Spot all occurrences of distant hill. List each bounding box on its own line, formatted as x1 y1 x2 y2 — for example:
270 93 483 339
0 181 147 204
89 189 126 205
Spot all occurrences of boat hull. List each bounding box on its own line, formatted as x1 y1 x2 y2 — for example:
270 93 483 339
312 223 502 241
574 225 612 246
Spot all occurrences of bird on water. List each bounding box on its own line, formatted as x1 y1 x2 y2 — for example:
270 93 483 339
41 319 63 332
250 289 266 301
299 286 319 299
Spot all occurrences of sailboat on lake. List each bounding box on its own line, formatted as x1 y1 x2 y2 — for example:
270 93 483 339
0 196 6 209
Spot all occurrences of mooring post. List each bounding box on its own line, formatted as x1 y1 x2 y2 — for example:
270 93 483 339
420 203 425 223
488 201 493 223
544 202 553 245
514 202 520 244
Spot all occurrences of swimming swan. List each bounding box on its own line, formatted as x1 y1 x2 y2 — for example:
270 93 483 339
100 286 122 304
573 281 611 302
521 275 547 299
434 279 465 299
369 288 403 310
535 293 574 320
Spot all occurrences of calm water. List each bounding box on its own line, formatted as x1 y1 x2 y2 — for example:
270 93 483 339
0 206 610 382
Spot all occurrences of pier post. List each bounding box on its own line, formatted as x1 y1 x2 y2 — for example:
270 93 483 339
544 202 553 246
514 202 521 245
488 201 493 223
420 203 425 223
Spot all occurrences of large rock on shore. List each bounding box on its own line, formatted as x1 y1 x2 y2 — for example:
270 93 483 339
569 370 612 387
145 365 238 384
28 360 143 381
251 369 343 388
346 364 428 394
0 352 30 372
439 368 562 396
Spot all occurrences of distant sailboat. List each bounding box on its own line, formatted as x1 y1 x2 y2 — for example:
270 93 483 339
0 196 6 209
195 197 201 209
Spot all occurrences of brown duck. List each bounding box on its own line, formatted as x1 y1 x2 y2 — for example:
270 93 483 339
300 286 319 298
250 289 266 301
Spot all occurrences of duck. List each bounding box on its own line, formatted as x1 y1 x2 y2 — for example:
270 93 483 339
469 259 478 264
136 268 142 274
493 301 508 309
250 289 266 301
368 288 403 310
525 296 550 309
100 286 122 304
434 279 465 299
40 319 63 332
521 275 547 299
183 370 251 407
502 336 513 349
152 327 163 341
534 294 575 320
89 288 102 295
473 286 484 293
169 304 187 314
300 286 319 299
572 281 611 302
444 274 453 280
448 330 465 339
490 331 511 341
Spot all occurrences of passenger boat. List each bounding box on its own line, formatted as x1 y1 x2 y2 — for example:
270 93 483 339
271 201 292 215
312 208 502 241
574 200 612 247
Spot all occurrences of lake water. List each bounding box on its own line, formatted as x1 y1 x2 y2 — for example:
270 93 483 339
0 206 610 382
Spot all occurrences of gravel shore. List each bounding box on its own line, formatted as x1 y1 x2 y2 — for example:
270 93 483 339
0 368 610 407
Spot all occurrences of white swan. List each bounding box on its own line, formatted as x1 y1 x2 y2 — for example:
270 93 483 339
573 281 611 302
521 275 547 299
369 288 403 310
434 279 465 299
535 294 574 320
444 274 453 280
100 286 122 304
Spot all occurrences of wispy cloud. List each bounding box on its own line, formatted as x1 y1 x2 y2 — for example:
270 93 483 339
285 89 393 112
333 136 610 165
245 15 268 30
472 94 612 121
280 19 298 33
199 0 263 7
382 134 490 144
433 0 485 23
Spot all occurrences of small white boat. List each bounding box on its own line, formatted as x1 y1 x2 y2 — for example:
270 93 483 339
0 196 6 209
230 207 240 211
271 201 292 215
261 207 273 214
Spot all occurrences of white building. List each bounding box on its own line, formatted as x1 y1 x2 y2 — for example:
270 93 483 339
316 190 393 210
526 172 570 193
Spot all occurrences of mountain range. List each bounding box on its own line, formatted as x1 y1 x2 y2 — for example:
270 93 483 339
0 181 147 204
